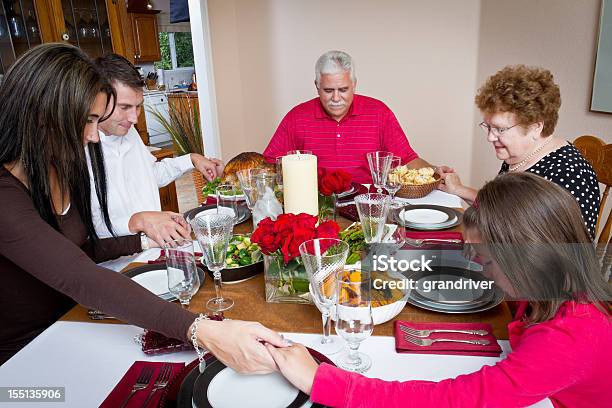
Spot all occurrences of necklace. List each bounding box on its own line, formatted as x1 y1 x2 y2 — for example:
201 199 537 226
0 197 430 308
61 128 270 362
507 137 553 172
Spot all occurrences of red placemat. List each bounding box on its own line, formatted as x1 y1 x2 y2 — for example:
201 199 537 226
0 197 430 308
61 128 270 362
100 361 185 408
394 320 502 357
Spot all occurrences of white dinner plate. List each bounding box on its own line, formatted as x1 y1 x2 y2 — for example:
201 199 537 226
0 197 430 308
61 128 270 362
131 269 173 299
207 369 307 408
402 208 450 225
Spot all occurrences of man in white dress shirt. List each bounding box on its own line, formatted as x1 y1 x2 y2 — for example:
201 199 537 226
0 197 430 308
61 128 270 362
88 54 223 250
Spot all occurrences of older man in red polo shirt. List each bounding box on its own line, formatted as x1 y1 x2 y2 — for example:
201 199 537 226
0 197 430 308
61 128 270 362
264 50 441 184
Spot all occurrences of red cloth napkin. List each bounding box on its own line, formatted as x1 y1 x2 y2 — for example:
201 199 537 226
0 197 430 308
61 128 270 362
403 231 463 249
338 204 359 221
394 320 502 357
100 361 185 408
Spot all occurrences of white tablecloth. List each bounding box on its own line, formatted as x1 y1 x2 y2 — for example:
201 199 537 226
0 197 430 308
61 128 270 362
0 322 552 407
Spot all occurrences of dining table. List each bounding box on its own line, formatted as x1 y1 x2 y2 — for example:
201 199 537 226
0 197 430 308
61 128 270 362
0 201 553 407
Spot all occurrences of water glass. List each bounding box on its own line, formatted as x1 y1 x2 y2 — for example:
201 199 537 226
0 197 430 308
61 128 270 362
165 239 200 308
335 271 373 372
354 193 391 243
385 156 403 201
190 214 234 313
216 183 239 224
299 238 349 355
366 151 393 193
386 201 406 250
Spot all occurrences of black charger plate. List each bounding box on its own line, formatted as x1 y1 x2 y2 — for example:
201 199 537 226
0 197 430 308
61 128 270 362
177 349 332 408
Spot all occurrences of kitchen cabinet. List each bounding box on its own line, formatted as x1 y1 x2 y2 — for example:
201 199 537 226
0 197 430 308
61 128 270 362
1 0 137 74
130 11 159 63
151 148 179 213
0 0 42 75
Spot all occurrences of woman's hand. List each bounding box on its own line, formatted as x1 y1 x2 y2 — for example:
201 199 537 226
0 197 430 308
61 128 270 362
195 320 289 374
128 211 191 247
438 173 477 204
434 165 455 177
266 343 319 395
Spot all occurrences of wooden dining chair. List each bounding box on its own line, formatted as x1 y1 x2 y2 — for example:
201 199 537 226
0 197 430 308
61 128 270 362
573 135 612 281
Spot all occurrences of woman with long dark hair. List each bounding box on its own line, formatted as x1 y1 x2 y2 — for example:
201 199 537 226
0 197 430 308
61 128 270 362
0 43 287 368
268 173 611 407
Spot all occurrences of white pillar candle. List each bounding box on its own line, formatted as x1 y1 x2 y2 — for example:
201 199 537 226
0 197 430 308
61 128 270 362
282 153 318 216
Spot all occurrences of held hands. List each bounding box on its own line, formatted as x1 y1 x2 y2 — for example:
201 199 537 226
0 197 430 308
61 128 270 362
128 211 191 248
266 343 319 395
196 320 290 374
434 165 455 177
191 154 225 182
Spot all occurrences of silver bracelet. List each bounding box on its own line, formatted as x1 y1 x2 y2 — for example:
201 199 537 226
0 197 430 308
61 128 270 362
191 313 210 373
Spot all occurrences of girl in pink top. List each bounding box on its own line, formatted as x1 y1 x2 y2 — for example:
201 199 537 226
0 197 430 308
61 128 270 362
267 173 611 407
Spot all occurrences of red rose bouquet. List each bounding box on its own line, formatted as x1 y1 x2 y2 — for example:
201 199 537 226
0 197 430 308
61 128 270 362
251 213 340 303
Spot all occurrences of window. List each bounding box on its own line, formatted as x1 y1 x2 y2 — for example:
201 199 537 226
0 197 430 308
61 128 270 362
155 32 194 70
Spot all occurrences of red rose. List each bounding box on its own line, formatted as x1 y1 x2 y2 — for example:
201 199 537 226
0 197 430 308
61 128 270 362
251 217 280 255
293 213 318 230
280 227 317 263
316 220 340 239
318 168 352 196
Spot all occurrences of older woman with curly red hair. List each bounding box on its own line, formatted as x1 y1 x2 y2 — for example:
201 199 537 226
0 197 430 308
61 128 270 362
440 65 600 238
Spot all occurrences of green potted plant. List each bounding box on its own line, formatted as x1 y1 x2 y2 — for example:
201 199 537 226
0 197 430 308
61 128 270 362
147 97 207 204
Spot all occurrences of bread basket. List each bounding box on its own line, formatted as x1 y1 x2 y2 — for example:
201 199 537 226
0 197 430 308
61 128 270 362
395 173 442 199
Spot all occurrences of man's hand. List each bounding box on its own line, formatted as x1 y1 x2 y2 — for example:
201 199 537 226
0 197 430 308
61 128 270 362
191 154 224 182
194 320 290 374
128 211 191 247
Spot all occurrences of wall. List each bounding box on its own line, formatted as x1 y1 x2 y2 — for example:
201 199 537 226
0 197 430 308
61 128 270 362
206 0 611 190
471 0 612 188
207 0 482 183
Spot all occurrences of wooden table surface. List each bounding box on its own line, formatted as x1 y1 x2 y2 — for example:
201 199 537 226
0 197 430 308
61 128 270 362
61 213 512 339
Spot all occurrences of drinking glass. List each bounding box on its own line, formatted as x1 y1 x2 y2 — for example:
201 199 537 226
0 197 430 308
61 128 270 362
274 156 284 190
236 168 260 210
299 238 349 355
335 271 373 372
354 193 391 243
386 201 406 250
190 214 234 312
366 151 393 193
165 239 200 309
385 156 403 201
287 150 313 155
216 183 239 224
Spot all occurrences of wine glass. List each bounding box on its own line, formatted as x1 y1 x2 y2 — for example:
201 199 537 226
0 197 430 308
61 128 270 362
335 271 374 372
366 151 393 193
354 193 391 243
165 239 200 309
385 156 403 202
299 238 349 355
190 214 234 313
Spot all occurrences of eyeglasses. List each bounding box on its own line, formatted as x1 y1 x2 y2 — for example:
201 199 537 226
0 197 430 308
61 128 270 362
478 121 520 137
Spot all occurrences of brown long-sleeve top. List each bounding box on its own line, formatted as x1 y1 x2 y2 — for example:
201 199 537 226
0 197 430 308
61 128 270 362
0 166 196 365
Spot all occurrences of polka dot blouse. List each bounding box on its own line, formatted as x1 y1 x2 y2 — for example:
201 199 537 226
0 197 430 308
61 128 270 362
500 143 601 239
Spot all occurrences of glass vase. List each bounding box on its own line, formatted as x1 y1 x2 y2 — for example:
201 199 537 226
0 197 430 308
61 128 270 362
318 193 337 221
264 254 312 304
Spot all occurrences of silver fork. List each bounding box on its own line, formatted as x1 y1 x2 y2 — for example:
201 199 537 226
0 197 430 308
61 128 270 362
140 363 173 408
405 334 490 346
400 325 488 338
120 366 153 408
404 237 462 247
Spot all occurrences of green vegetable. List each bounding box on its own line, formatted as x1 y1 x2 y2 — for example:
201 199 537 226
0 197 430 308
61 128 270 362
223 234 262 268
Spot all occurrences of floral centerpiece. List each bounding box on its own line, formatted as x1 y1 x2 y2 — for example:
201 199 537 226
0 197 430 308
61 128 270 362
251 213 340 303
317 168 352 220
